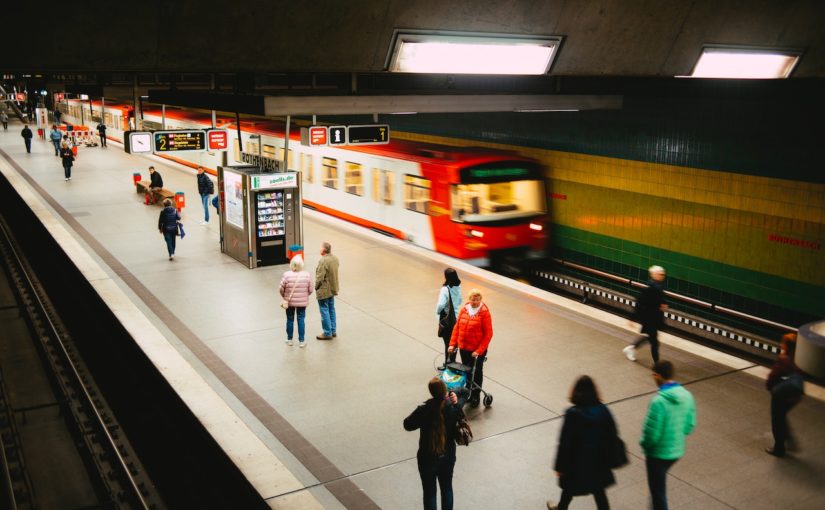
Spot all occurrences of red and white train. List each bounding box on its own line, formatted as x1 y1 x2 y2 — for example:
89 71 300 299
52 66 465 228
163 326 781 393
58 98 548 266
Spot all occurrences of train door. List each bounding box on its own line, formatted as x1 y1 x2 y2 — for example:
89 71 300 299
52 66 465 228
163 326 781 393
400 171 435 249
370 166 395 229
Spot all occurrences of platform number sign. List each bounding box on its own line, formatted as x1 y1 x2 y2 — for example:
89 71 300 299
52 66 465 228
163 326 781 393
328 126 347 146
347 125 390 145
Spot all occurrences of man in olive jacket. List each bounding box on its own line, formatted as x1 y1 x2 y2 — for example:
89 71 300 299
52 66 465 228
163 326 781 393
641 360 696 510
315 241 339 340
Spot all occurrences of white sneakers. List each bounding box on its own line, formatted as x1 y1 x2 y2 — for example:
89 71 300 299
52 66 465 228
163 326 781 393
623 345 637 361
199 220 208 226
286 339 294 346
299 342 306 348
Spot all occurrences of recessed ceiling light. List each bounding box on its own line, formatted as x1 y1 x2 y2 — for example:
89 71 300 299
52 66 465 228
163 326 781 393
685 46 801 79
387 30 562 75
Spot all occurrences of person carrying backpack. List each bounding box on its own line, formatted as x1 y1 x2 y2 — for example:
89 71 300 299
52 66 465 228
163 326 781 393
196 166 214 225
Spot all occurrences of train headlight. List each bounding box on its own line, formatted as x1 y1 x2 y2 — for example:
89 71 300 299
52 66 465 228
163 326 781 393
529 223 543 231
469 229 484 238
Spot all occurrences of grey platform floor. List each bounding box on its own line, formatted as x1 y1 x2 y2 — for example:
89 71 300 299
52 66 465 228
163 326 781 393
1 125 823 509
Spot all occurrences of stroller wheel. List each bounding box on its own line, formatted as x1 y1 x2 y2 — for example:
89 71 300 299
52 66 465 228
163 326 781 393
483 394 493 407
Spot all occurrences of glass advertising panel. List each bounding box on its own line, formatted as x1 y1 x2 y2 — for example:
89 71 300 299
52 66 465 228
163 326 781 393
223 170 245 229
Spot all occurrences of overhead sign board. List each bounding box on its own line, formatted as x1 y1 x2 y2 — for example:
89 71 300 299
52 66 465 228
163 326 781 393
328 126 347 146
207 129 228 150
153 130 207 152
347 124 390 145
300 126 329 146
124 131 153 154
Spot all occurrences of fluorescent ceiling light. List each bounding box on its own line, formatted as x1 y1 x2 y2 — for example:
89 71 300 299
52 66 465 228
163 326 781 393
388 31 561 75
687 46 801 79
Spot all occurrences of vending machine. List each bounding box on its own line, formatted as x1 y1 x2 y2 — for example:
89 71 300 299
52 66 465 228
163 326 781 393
217 165 301 268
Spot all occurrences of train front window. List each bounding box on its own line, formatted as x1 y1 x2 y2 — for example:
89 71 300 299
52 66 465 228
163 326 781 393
451 180 545 222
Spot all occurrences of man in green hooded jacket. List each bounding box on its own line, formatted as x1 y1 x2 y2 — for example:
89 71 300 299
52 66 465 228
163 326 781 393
641 360 696 510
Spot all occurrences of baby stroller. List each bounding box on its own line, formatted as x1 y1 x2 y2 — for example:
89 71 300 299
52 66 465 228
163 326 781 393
437 356 493 408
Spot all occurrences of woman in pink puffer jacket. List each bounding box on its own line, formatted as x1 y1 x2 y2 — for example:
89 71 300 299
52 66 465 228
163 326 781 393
279 255 313 347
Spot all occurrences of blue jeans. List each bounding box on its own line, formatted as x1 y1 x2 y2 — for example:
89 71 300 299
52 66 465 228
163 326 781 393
417 454 455 510
646 457 677 510
200 194 210 222
286 306 306 341
163 231 176 256
318 297 336 336
52 139 61 155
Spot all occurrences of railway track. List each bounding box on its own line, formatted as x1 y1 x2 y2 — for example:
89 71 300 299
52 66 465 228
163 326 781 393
0 216 162 509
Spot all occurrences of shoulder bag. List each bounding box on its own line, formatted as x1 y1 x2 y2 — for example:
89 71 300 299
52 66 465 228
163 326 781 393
438 288 456 337
280 274 302 310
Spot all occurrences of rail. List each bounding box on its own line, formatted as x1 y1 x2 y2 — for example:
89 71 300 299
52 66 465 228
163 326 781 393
0 221 153 510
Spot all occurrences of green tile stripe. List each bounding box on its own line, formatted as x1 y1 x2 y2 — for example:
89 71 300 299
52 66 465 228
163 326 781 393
550 180 825 287
552 224 825 318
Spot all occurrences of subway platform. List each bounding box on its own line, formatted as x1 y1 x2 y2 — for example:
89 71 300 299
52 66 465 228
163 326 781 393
1 123 824 509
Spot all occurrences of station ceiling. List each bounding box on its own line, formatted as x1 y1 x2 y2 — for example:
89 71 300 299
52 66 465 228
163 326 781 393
6 0 825 110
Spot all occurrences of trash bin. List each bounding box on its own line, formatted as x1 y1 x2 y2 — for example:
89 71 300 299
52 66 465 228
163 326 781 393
132 172 141 185
287 244 303 260
175 192 186 210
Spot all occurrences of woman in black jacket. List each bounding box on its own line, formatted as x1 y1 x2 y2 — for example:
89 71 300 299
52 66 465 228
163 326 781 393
404 378 463 510
60 143 75 181
158 199 181 260
548 376 618 510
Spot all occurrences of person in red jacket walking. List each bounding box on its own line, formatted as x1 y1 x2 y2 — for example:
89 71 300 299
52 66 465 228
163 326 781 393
448 289 493 407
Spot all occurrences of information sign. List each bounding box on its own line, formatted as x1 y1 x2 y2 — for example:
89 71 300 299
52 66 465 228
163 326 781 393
153 130 207 152
207 129 228 150
347 124 390 145
300 126 329 146
328 126 347 146
125 131 153 154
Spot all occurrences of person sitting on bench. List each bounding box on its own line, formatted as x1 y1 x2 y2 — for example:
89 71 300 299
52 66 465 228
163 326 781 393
147 166 164 205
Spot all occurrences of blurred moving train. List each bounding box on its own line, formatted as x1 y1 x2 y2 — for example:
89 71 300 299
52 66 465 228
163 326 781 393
58 99 548 266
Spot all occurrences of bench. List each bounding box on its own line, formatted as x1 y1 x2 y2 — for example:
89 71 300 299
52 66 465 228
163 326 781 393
136 180 175 205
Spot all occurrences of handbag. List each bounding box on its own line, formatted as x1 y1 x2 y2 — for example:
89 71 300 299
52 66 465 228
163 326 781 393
771 372 804 402
437 288 456 337
608 436 629 469
455 410 473 446
280 274 302 309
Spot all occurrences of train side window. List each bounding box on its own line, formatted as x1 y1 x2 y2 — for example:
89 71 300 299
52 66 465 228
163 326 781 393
372 169 394 205
345 162 363 196
263 144 277 159
277 148 296 170
404 174 430 214
322 157 339 189
246 139 259 155
301 153 313 183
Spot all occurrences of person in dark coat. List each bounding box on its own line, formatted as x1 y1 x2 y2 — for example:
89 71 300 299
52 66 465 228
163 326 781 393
548 376 618 510
60 143 75 181
54 109 62 124
624 265 667 362
147 166 164 205
436 268 462 368
196 166 214 225
1 111 8 130
158 198 181 260
404 378 464 510
96 122 107 147
21 125 33 153
765 333 804 457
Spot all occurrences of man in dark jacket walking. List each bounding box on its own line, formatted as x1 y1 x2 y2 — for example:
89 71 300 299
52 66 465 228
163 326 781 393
96 122 107 147
21 125 33 153
196 166 214 225
624 265 667 362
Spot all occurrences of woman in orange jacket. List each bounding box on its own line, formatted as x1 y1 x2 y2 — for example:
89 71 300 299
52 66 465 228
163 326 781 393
447 289 493 407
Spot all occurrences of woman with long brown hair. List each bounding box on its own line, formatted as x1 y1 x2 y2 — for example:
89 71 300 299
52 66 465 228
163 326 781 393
404 378 464 510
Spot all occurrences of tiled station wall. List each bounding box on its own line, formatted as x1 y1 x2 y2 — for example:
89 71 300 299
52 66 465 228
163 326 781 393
331 90 824 326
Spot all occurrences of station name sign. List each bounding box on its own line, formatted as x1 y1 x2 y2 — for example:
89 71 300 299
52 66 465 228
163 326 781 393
241 152 283 172
299 124 390 147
